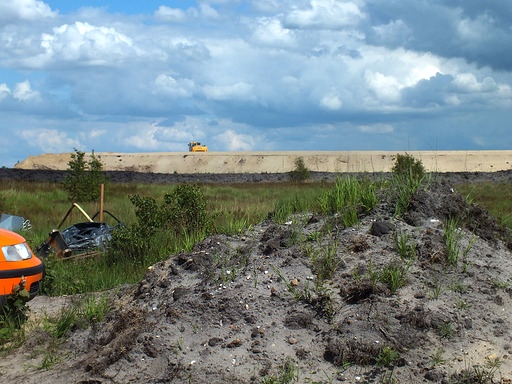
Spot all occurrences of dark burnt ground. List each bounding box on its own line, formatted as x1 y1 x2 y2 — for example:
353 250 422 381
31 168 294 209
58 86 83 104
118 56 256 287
1 168 511 184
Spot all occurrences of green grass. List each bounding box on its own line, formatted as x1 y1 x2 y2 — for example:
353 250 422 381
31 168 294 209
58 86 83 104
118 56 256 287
0 178 509 297
456 182 512 230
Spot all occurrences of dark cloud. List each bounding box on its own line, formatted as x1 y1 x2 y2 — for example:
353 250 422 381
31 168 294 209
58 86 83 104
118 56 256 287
364 1 512 70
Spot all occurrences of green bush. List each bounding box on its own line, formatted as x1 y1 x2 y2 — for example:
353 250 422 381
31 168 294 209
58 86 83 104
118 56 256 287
105 195 163 265
163 183 214 236
62 149 109 202
288 157 311 182
391 153 425 181
106 184 213 265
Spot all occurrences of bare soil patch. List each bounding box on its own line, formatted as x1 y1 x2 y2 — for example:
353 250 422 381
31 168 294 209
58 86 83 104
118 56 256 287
1 170 512 383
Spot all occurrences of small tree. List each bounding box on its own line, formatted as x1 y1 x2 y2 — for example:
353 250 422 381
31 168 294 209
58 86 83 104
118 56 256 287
288 157 311 182
62 149 109 202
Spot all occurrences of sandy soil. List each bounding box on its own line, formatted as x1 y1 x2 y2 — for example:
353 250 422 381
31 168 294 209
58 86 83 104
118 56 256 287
1 164 512 383
15 150 512 174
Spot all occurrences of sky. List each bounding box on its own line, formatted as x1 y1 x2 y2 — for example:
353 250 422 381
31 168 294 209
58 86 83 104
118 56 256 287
0 0 511 167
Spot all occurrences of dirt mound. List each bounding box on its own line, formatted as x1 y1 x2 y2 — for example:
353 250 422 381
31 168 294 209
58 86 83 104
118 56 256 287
3 176 512 383
14 150 512 173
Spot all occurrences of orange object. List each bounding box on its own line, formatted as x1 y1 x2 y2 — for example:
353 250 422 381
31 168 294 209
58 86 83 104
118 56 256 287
0 228 44 306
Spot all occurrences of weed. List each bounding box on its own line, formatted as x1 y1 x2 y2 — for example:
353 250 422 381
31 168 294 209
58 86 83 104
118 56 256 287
49 306 78 339
262 358 299 383
491 279 512 290
366 261 379 292
376 346 399 367
38 344 62 370
393 230 417 260
430 348 446 367
378 261 410 294
271 265 302 301
443 218 459 266
273 195 310 224
314 283 336 323
459 355 503 383
80 293 111 324
310 234 342 282
428 281 444 300
450 279 468 294
0 315 26 350
456 299 472 310
437 321 455 339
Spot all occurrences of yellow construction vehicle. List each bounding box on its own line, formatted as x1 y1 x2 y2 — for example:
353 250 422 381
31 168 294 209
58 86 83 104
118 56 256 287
188 141 208 152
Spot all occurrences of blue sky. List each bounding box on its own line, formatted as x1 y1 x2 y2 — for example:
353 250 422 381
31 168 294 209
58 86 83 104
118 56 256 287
0 0 511 167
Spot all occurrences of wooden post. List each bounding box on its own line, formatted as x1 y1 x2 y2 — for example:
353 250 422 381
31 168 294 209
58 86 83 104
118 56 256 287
99 184 104 222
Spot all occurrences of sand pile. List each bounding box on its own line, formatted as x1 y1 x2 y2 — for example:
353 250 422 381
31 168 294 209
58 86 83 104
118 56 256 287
15 150 512 174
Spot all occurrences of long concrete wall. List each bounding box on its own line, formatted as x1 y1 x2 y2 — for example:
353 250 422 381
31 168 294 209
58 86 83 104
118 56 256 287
15 150 512 173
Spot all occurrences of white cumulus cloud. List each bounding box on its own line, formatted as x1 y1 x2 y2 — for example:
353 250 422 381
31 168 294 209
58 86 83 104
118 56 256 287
20 129 81 153
285 0 365 29
252 18 294 46
0 83 11 99
41 21 134 64
320 92 343 110
203 82 255 101
214 129 255 151
0 0 56 22
13 80 40 101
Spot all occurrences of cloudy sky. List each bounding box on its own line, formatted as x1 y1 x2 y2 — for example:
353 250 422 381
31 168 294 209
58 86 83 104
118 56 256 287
1 0 511 167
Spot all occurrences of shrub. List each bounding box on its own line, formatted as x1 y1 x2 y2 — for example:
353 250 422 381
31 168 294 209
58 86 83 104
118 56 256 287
288 157 311 182
105 195 163 265
162 183 214 236
62 149 109 202
391 153 425 181
106 184 213 265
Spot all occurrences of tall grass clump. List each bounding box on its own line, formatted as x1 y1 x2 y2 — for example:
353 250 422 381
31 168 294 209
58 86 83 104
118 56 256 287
443 218 475 270
391 153 426 217
318 176 378 228
272 194 312 224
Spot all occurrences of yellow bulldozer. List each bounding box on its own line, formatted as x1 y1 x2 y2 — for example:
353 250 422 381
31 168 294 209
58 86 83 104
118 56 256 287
188 141 208 152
